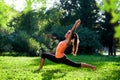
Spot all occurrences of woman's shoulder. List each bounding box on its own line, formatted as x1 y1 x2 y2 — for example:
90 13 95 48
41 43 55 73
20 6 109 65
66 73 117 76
59 40 67 46
60 40 66 43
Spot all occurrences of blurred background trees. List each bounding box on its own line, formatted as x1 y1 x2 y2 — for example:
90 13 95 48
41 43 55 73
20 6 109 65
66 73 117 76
0 0 119 56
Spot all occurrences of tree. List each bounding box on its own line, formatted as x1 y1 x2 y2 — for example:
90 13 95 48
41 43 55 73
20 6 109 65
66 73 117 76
59 0 81 25
7 1 62 56
99 0 120 55
56 0 102 54
78 0 100 29
0 1 17 52
100 12 117 55
100 0 120 38
77 27 102 54
24 0 46 13
59 0 100 29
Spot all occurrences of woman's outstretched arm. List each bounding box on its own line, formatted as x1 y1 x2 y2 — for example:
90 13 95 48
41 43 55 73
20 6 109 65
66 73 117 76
66 19 81 45
71 19 81 33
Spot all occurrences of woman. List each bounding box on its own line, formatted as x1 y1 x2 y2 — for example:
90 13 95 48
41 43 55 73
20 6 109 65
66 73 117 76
39 19 96 70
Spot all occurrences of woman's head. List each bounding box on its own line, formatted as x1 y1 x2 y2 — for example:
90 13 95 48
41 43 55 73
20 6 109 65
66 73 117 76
65 30 71 38
65 30 80 56
71 32 78 40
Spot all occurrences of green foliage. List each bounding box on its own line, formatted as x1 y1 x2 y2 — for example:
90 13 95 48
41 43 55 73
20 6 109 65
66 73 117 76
0 55 120 80
77 27 102 54
24 0 46 13
78 0 100 29
27 37 40 56
20 11 40 34
43 8 63 26
36 32 59 54
11 31 29 53
59 0 100 29
10 31 40 56
0 52 22 56
0 0 109 56
0 33 13 52
9 11 40 35
7 8 61 56
0 1 17 53
49 25 102 54
98 11 115 48
0 1 16 34
59 0 81 25
50 25 72 40
115 26 120 38
100 0 120 38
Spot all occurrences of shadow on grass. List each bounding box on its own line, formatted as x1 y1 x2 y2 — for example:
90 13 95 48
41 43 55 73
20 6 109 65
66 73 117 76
41 69 66 80
111 69 120 79
102 69 120 80
112 70 120 80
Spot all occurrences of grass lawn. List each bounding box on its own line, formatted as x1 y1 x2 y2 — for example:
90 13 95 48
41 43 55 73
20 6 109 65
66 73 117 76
0 54 120 80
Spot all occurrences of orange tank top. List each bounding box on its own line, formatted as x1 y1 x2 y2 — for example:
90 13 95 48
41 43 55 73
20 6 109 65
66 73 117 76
55 41 67 58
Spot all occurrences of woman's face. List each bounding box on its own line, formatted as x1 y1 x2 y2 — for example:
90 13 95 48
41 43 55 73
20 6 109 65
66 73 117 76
65 30 71 38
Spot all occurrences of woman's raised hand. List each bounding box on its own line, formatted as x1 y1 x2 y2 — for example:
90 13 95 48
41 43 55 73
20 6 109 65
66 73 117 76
75 19 81 27
71 19 81 32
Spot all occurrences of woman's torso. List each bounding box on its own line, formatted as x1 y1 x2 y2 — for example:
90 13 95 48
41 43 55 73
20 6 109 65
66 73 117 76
55 40 67 58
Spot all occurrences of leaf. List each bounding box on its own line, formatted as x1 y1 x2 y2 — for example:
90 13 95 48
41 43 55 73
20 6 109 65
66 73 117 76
115 25 120 38
111 11 118 23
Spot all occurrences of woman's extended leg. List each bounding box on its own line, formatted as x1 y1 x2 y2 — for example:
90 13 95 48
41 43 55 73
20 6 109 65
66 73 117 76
81 63 96 70
61 56 96 70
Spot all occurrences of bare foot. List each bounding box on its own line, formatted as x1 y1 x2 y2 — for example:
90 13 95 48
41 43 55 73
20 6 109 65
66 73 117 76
92 66 96 70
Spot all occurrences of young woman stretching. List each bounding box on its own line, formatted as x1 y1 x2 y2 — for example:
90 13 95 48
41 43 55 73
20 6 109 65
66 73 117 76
39 19 96 70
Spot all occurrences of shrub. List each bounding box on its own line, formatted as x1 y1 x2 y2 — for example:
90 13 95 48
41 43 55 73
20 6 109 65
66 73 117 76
11 31 40 56
36 32 59 55
27 37 40 56
0 32 13 52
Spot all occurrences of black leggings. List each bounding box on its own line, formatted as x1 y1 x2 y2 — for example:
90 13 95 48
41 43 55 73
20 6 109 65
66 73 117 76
41 53 81 67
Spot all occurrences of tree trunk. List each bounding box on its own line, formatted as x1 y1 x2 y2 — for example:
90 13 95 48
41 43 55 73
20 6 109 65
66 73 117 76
108 37 116 56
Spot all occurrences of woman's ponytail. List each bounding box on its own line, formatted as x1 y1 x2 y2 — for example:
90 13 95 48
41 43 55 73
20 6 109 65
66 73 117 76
71 33 80 56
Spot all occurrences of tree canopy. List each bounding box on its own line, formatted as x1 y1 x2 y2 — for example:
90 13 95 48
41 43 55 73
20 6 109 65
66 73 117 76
0 0 119 56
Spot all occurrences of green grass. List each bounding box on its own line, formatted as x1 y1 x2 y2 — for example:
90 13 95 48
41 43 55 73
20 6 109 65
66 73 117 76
0 55 120 80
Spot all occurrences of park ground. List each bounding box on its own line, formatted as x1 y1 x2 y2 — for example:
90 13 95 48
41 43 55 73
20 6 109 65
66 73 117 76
0 54 120 80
